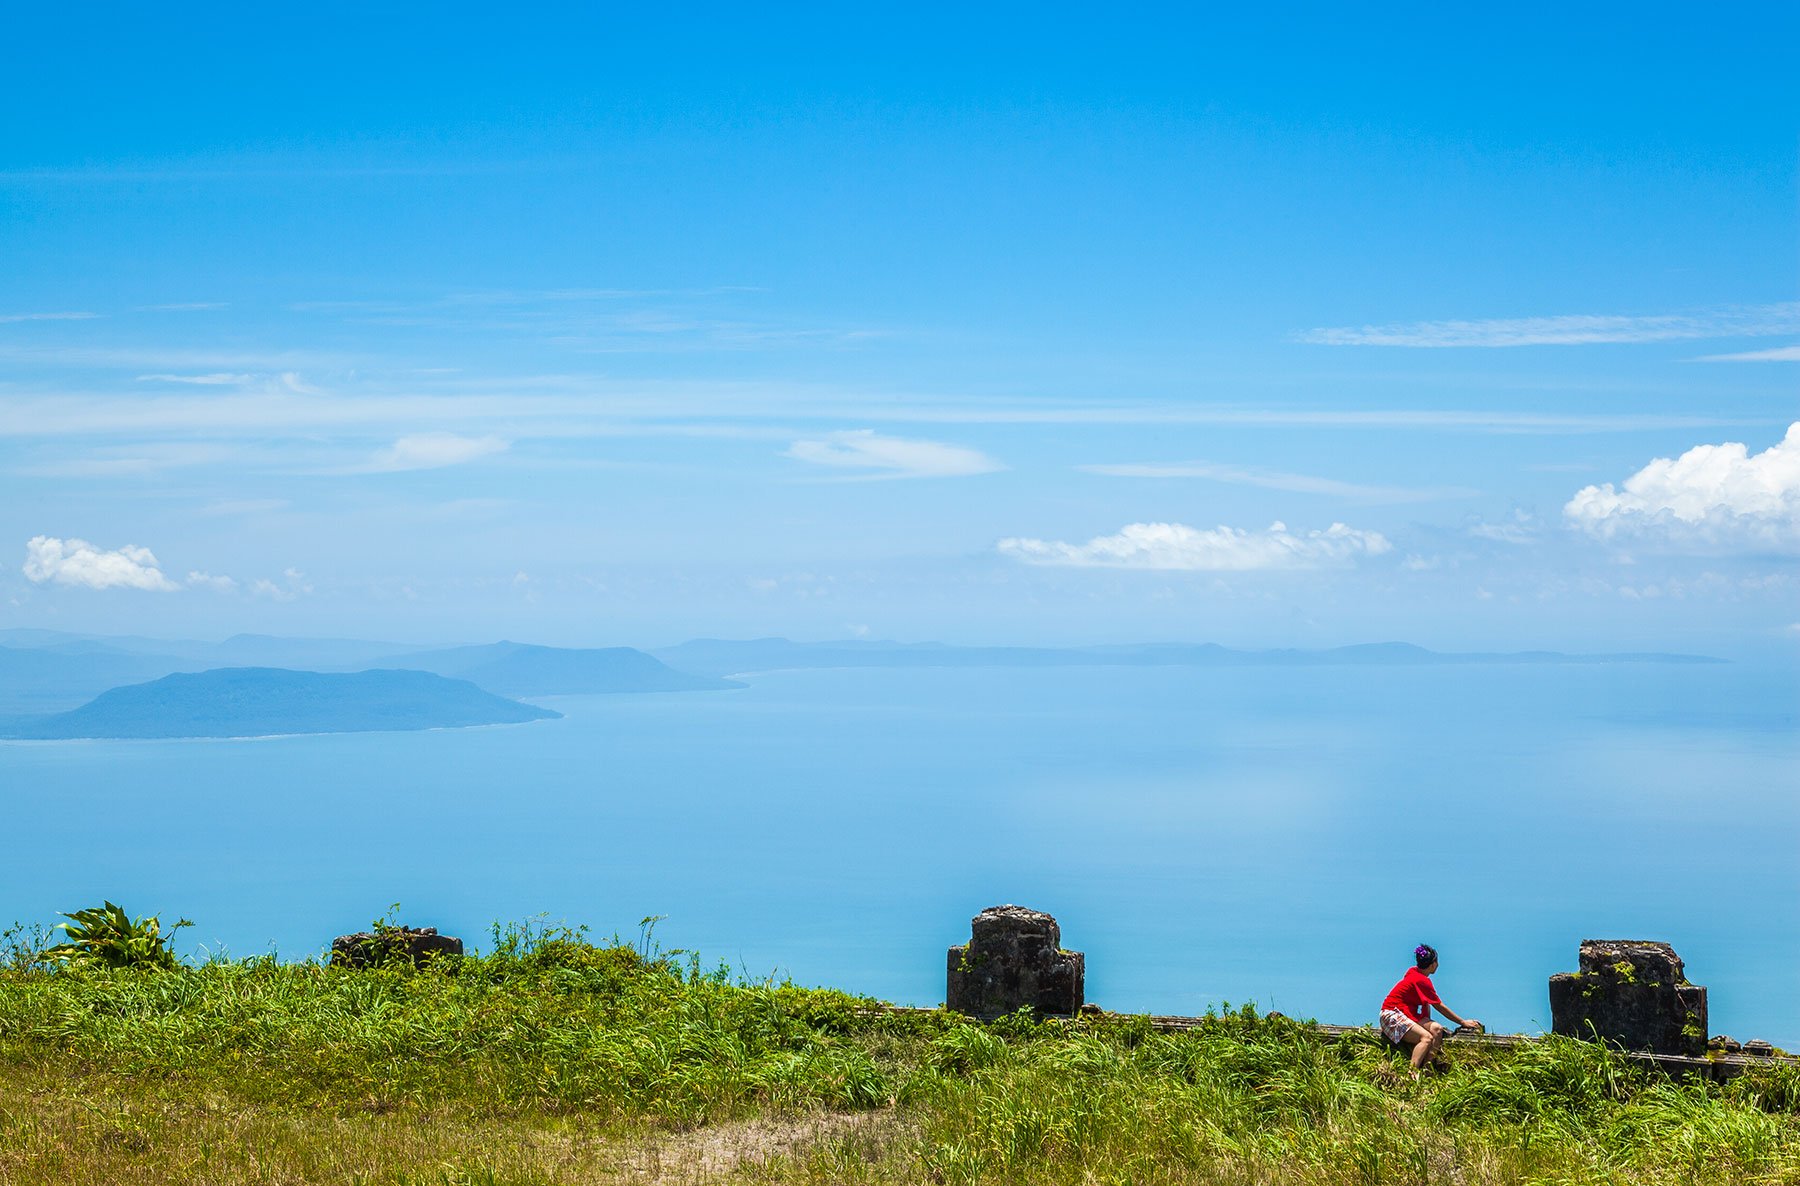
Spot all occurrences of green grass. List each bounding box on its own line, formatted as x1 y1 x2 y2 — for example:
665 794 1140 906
0 921 1796 1184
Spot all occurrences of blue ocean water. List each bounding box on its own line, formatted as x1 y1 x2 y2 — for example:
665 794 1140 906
4 661 1796 1046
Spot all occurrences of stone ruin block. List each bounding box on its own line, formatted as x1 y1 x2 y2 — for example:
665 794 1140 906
1548 939 1707 1057
330 925 463 969
946 905 1083 1019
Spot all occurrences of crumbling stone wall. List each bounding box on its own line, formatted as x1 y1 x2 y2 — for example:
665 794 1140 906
330 925 463 969
946 905 1083 1019
1548 939 1707 1057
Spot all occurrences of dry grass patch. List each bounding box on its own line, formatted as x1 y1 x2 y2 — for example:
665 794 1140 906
0 1064 917 1186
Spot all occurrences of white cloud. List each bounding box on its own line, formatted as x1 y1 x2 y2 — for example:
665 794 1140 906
186 570 238 593
1564 422 1800 547
1300 302 1800 348
1696 345 1800 363
371 432 510 471
1080 460 1475 504
785 429 1002 478
998 521 1392 571
21 535 178 591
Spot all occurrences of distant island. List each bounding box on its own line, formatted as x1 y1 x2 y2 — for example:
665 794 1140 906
0 668 561 740
0 632 742 714
650 637 1728 677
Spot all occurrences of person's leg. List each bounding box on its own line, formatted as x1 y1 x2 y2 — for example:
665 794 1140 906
1425 1021 1449 1069
1402 1023 1437 1072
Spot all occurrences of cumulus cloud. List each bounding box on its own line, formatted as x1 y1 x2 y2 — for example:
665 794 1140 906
785 429 1001 478
1564 422 1800 547
1300 302 1800 348
997 521 1392 571
22 535 178 591
372 432 509 471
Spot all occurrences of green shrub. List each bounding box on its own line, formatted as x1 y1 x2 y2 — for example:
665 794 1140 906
38 902 192 971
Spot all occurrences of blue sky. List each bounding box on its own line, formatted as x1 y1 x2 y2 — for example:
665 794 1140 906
3 6 1797 653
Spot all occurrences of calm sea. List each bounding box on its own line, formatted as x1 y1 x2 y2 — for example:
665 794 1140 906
4 661 1796 1046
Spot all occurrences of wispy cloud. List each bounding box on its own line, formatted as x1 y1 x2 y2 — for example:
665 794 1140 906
1079 460 1476 504
1565 422 1800 548
0 311 99 324
1467 510 1542 545
436 286 768 306
998 521 1392 571
288 287 884 354
0 343 343 370
136 372 254 386
1695 345 1800 363
199 499 290 517
21 536 178 591
135 302 228 312
785 429 1002 479
0 382 1759 441
16 442 251 478
371 433 510 472
1299 302 1800 347
185 570 238 593
251 568 313 601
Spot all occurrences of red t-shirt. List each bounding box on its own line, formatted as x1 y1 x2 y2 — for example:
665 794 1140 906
1381 967 1442 1023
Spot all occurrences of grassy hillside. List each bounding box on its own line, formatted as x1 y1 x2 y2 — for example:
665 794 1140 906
0 923 1795 1184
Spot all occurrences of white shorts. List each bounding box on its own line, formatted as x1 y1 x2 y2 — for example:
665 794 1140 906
1380 1008 1420 1045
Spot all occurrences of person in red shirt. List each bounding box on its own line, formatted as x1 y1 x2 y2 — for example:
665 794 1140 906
1379 943 1482 1077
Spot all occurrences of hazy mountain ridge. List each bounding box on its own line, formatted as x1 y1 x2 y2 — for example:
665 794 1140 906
0 667 561 740
381 641 742 696
0 631 1724 737
0 644 207 714
0 629 407 669
650 637 1727 677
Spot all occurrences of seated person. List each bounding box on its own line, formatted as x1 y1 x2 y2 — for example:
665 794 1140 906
1380 943 1481 1078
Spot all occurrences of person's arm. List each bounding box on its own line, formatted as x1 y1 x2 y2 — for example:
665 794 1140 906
1432 1002 1482 1031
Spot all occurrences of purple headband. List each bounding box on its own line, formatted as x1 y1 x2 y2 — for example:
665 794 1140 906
1415 945 1434 961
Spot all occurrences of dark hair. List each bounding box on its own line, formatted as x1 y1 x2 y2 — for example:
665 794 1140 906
1414 944 1438 969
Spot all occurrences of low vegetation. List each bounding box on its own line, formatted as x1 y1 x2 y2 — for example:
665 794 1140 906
0 915 1796 1185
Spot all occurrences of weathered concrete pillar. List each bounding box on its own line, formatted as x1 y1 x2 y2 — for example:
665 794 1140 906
946 905 1084 1018
1548 939 1707 1057
330 925 463 969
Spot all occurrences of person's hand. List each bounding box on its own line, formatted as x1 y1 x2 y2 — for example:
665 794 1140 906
1464 1019 1484 1033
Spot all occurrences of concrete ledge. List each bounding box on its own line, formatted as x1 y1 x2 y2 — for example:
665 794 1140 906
873 1007 1796 1082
